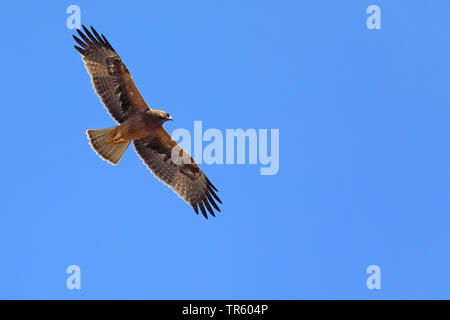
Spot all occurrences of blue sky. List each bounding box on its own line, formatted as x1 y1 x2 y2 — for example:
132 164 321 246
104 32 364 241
1 1 450 299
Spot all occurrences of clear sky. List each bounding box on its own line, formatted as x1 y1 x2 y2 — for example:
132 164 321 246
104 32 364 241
1 1 450 299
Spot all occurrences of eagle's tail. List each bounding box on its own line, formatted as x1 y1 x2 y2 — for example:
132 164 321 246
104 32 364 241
86 127 130 165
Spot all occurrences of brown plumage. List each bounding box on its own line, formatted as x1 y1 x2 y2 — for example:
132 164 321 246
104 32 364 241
74 25 221 219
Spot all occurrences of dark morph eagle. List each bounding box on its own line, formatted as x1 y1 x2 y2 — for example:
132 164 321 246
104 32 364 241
73 25 221 219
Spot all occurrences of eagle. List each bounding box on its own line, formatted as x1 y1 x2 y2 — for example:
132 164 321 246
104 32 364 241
73 25 221 219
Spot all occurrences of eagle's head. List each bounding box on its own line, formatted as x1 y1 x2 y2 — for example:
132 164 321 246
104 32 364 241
146 109 173 122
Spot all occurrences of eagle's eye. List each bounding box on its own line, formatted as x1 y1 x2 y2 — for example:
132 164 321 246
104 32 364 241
166 113 170 118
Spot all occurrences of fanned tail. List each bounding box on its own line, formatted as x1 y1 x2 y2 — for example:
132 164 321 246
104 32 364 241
86 127 130 165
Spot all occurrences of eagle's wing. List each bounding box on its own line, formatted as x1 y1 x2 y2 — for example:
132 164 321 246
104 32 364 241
133 129 222 219
73 25 149 124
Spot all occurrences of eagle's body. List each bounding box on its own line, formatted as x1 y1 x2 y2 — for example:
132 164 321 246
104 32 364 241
112 111 170 142
74 26 221 218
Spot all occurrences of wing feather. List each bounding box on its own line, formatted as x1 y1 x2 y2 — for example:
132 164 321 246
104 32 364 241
74 25 149 123
133 130 222 219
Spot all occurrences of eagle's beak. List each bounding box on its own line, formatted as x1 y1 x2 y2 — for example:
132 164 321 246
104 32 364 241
167 115 173 121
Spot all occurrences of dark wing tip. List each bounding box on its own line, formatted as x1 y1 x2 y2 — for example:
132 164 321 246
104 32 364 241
74 45 85 55
76 27 93 45
206 176 218 192
90 26 103 43
202 196 216 217
192 179 222 219
206 192 221 212
101 33 116 52
198 201 208 219
73 35 87 48
82 25 99 45
199 176 222 218
192 202 199 215
208 185 222 204
192 195 221 219
73 25 117 53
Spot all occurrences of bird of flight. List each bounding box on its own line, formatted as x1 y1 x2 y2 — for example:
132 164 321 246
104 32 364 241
73 25 221 219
